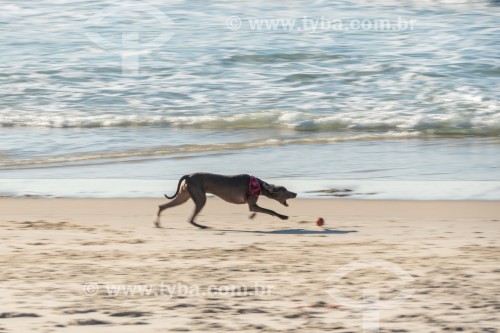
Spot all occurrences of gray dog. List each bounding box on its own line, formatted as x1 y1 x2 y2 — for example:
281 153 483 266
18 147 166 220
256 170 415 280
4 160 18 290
155 173 297 229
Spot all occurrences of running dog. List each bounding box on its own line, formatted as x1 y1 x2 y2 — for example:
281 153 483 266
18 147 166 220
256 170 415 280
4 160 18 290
155 173 297 229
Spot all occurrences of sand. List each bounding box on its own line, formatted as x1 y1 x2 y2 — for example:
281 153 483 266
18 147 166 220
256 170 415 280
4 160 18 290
0 198 499 332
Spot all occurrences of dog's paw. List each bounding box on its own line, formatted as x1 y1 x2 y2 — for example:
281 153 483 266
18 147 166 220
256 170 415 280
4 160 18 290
279 215 289 220
248 213 257 219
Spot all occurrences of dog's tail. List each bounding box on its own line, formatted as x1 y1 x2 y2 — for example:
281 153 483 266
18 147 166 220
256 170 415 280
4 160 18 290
164 175 188 199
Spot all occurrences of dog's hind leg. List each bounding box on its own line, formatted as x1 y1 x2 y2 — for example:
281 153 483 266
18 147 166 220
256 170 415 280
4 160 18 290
186 186 208 229
155 188 190 228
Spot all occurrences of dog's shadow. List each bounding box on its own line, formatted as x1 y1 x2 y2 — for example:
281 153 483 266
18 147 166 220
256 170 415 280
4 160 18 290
213 228 357 235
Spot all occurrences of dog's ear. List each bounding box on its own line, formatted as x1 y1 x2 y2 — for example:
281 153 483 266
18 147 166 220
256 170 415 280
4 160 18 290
262 182 275 193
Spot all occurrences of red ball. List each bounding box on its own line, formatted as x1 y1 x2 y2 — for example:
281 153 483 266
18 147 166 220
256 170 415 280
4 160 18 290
316 217 325 227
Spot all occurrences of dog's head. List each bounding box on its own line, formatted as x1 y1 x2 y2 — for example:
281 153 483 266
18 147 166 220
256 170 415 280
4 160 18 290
261 182 297 207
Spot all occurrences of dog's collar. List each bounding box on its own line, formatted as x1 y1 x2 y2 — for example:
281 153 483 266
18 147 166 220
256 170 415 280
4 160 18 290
245 176 261 202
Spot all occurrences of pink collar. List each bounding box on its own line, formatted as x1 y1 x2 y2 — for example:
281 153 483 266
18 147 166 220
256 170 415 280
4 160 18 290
246 176 261 201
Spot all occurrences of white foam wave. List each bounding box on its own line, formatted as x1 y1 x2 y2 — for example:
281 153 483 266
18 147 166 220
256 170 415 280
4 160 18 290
1 109 499 135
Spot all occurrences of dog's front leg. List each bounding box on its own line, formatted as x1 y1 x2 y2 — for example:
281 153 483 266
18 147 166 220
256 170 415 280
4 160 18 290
247 198 288 220
249 204 288 220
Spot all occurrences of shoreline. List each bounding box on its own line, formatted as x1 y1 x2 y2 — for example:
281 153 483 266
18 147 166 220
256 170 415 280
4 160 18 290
2 178 500 200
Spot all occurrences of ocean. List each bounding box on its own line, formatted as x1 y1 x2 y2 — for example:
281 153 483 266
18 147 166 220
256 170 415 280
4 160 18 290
1 0 499 199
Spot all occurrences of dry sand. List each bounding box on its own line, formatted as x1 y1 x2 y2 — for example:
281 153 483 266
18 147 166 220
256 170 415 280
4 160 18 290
0 198 499 332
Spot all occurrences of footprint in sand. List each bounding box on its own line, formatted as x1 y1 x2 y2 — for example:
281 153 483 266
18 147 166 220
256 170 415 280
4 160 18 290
0 312 40 318
68 319 111 325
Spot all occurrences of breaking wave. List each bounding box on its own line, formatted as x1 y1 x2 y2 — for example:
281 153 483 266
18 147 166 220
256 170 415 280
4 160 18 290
1 110 499 136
